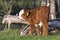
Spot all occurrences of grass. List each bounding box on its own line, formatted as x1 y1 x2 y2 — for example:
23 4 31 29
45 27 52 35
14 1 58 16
0 29 60 40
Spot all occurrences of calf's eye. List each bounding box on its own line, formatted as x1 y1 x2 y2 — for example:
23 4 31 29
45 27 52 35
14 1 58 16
27 12 29 17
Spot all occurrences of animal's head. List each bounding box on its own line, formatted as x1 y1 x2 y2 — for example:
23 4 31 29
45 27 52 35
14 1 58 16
19 9 30 20
19 9 25 20
2 18 7 24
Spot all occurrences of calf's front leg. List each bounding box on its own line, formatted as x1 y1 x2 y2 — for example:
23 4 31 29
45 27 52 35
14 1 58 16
28 24 34 35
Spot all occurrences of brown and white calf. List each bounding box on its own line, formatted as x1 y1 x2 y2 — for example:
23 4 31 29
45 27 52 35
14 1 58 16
19 6 49 36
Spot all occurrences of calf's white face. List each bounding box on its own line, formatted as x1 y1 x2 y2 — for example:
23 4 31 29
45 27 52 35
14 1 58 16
19 9 25 20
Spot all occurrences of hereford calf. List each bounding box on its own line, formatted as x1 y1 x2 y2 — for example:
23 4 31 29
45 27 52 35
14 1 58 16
19 6 49 36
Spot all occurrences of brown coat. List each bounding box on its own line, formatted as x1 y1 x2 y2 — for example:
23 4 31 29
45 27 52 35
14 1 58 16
21 6 49 36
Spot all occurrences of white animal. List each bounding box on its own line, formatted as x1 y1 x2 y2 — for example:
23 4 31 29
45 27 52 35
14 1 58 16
2 14 23 30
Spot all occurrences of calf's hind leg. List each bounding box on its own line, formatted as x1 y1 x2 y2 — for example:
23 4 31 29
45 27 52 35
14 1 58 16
36 25 40 35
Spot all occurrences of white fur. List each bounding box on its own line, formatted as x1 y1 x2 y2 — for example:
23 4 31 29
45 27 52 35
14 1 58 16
35 22 43 28
2 15 22 30
19 9 25 20
35 24 38 27
39 22 43 28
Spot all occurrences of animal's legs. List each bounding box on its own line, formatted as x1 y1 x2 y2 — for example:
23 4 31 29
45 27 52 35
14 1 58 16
28 24 34 35
8 23 10 30
39 15 48 36
36 25 40 35
42 21 48 36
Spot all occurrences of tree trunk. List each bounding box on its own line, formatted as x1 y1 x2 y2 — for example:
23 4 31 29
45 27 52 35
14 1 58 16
50 0 56 20
4 0 12 15
7 0 12 15
57 0 60 13
41 0 46 6
34 0 36 8
4 0 8 14
46 0 50 6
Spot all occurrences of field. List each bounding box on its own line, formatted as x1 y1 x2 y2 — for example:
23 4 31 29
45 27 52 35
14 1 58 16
0 29 60 40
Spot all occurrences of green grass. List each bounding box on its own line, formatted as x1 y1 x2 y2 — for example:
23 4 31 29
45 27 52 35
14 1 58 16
0 29 60 40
